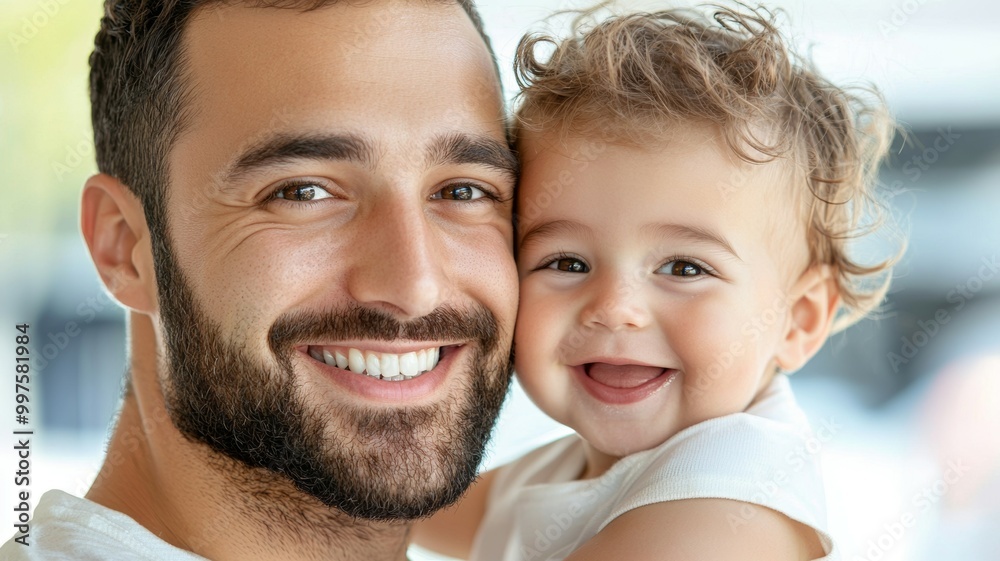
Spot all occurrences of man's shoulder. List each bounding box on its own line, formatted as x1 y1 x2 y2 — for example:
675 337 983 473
0 490 204 561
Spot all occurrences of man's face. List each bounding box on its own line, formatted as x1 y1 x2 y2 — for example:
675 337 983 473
152 2 518 519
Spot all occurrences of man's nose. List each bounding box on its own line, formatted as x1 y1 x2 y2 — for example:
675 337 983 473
344 193 447 319
578 272 651 332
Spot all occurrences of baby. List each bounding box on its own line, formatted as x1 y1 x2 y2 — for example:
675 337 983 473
415 4 895 561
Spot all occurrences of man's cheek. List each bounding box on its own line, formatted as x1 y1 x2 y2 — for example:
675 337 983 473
463 245 517 303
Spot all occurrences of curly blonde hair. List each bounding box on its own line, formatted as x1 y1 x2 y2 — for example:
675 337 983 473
513 3 900 331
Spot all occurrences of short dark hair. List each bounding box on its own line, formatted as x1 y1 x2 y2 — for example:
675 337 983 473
89 0 499 236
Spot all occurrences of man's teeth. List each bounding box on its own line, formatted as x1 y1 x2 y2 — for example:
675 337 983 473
400 352 418 377
349 348 365 373
382 353 399 378
322 349 350 371
310 346 441 380
366 353 381 378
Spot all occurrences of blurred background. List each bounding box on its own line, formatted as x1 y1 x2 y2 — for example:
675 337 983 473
1 0 998 559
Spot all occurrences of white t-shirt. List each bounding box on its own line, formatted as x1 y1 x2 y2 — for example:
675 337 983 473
0 490 205 560
471 375 837 561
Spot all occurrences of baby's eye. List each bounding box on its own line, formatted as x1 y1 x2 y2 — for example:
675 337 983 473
545 257 590 273
431 183 489 201
657 260 705 277
272 183 333 202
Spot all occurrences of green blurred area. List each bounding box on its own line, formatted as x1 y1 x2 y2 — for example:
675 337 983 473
1 0 102 238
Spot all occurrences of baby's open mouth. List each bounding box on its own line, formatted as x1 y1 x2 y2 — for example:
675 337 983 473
583 363 667 389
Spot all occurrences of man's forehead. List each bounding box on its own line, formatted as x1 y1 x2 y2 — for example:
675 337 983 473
180 1 499 114
169 0 506 187
184 1 488 67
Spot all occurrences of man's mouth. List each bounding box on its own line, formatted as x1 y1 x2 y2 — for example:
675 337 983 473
306 345 442 381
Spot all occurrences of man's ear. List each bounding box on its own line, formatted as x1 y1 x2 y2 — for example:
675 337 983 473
774 265 840 372
80 173 158 314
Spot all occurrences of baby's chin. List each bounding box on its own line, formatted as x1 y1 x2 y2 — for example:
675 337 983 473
579 421 676 466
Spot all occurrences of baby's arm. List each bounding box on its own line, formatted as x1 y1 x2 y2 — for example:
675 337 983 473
410 468 499 560
565 498 825 561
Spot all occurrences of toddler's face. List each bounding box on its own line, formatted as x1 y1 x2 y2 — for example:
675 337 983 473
514 126 808 466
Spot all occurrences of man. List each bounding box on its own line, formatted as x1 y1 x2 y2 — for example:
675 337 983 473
2 1 518 559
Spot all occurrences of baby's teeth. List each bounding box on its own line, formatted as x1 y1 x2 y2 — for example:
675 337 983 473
322 349 336 367
334 351 349 370
400 352 418 377
348 348 366 374
381 353 399 378
365 352 381 378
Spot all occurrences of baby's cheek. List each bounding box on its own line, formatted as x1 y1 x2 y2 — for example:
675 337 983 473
514 281 545 338
514 282 559 363
670 294 761 397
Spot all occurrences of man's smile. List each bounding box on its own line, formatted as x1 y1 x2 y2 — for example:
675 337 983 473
305 344 443 380
296 342 474 405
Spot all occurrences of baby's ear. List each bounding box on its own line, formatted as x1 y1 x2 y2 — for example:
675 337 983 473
774 265 840 372
80 173 158 314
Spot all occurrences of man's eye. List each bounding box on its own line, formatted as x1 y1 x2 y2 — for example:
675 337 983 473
657 260 705 277
432 183 487 201
545 257 589 273
272 183 332 202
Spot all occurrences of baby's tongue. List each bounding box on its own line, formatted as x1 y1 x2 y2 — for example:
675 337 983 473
586 363 664 389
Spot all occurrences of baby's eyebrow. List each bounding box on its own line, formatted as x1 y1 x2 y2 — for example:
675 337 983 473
642 222 742 261
518 219 594 251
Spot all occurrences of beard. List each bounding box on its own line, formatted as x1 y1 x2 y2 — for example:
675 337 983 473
152 234 513 521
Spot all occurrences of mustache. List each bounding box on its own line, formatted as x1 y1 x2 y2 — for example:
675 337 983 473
267 303 502 355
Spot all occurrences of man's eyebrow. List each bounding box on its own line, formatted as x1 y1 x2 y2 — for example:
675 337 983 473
518 219 594 251
219 133 377 185
425 132 519 185
643 222 742 261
